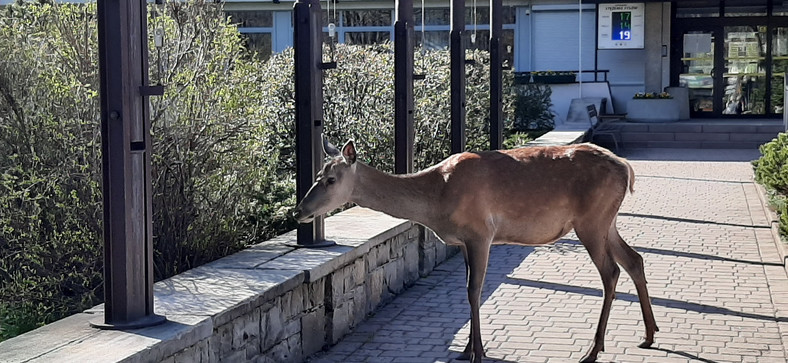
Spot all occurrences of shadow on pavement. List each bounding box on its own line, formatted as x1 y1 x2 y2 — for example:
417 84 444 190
620 148 761 162
553 238 781 267
634 246 783 267
644 346 719 363
505 277 788 323
620 212 772 229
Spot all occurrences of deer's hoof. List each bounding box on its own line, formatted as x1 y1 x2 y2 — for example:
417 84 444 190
638 338 654 349
579 346 601 363
457 351 485 362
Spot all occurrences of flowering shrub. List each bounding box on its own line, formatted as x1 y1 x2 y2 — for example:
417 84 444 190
633 92 673 99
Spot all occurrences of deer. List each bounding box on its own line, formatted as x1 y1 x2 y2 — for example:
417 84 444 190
294 138 659 363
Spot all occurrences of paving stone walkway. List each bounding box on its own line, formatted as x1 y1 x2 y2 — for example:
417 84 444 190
309 148 788 363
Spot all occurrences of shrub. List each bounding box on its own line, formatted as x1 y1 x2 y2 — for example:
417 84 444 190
753 132 788 238
146 1 289 278
509 84 554 132
0 2 104 341
262 44 519 172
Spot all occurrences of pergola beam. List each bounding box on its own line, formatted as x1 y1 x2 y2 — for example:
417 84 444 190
394 0 415 174
450 0 466 154
294 0 332 247
490 0 504 150
93 0 164 329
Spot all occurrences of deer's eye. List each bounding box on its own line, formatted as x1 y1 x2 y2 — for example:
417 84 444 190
326 177 336 185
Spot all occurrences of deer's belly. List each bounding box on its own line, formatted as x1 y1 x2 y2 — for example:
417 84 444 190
492 221 573 246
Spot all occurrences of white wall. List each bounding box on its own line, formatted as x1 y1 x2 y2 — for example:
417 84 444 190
529 5 597 73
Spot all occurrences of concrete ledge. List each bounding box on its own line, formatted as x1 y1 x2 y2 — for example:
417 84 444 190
523 123 587 147
755 183 788 272
0 208 458 363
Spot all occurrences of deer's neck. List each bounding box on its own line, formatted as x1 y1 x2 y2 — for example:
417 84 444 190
351 162 441 226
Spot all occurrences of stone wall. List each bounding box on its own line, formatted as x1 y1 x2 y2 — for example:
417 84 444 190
0 208 458 363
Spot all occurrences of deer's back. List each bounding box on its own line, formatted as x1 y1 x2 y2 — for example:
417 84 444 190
434 143 631 245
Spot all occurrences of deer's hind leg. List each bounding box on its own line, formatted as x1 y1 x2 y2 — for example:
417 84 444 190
609 226 659 348
575 225 620 363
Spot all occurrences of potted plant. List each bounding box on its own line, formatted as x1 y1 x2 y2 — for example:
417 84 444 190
627 92 681 122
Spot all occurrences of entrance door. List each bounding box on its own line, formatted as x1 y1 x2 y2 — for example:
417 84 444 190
721 25 768 115
676 25 770 117
678 30 717 116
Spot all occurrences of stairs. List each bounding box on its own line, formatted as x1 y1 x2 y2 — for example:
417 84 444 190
598 119 784 149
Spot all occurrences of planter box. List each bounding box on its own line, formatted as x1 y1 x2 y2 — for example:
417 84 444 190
626 98 681 122
532 74 576 84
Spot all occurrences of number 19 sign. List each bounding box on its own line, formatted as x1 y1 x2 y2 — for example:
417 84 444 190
598 3 644 49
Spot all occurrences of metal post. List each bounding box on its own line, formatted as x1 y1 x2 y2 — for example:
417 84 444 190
93 0 165 329
489 0 503 150
394 0 415 174
450 0 466 154
294 0 333 247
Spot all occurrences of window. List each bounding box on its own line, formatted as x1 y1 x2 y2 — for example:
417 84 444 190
346 31 390 45
725 0 766 17
240 33 273 60
675 0 720 18
226 10 274 59
343 10 391 27
226 10 273 27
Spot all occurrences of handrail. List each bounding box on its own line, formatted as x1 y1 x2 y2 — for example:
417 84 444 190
514 69 611 83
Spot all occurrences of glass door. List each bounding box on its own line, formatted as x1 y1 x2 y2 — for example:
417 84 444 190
772 27 788 114
679 30 716 116
722 26 767 115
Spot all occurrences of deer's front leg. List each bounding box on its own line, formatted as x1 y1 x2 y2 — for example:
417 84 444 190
457 242 491 363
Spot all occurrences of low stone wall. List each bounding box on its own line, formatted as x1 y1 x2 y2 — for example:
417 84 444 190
0 208 458 363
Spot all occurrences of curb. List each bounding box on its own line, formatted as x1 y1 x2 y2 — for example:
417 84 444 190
754 182 788 272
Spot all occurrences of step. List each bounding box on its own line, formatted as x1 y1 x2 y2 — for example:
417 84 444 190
618 132 777 143
619 141 766 149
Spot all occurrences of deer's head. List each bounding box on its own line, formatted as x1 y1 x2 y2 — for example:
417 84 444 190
293 138 358 223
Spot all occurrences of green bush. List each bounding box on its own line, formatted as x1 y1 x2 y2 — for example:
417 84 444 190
509 84 555 132
261 44 519 172
0 2 104 341
753 132 788 238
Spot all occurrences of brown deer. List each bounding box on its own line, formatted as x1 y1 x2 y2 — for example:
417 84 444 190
294 139 658 363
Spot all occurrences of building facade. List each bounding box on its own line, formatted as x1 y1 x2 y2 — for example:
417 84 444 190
221 0 788 119
4 0 782 119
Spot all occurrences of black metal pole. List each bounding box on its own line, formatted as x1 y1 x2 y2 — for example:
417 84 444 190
93 0 165 329
294 0 333 247
450 0 466 154
394 0 415 174
489 0 503 150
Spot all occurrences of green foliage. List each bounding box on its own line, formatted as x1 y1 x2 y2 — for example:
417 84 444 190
261 44 519 172
146 1 291 278
509 84 555 132
754 133 788 195
754 132 788 238
0 2 103 341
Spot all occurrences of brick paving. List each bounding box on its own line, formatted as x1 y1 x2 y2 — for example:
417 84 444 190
308 148 788 363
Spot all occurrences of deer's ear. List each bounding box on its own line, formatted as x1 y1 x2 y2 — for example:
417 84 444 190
323 136 341 157
341 140 357 164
